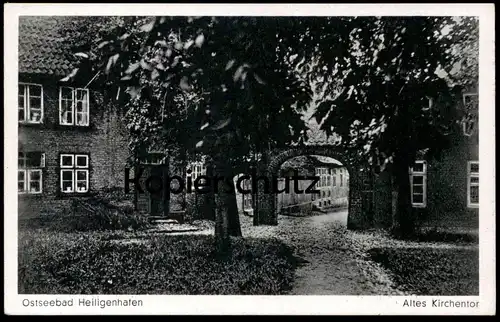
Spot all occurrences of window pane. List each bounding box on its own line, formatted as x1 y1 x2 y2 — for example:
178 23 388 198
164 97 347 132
470 177 479 184
30 97 41 111
19 107 25 121
412 162 425 173
18 152 25 167
29 85 42 97
412 176 424 185
62 170 73 181
19 85 25 121
62 181 73 192
29 181 41 193
413 185 424 194
29 170 41 181
61 155 74 167
18 170 26 192
61 87 73 100
61 110 73 124
470 163 479 173
29 108 42 122
76 110 83 123
470 186 479 204
413 194 424 204
76 181 88 193
76 155 88 167
76 170 87 181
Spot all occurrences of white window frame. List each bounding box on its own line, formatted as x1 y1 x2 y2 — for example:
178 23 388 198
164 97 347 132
60 153 89 193
410 160 427 208
18 152 45 194
188 161 207 189
467 161 479 208
19 83 44 124
59 87 90 126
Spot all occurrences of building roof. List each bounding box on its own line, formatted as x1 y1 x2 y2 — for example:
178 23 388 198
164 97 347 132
19 16 77 77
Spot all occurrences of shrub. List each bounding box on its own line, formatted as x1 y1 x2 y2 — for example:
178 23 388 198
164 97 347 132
67 197 151 232
368 247 479 295
18 232 297 295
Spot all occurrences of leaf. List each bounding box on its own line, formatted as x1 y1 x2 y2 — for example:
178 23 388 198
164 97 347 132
225 59 236 71
156 62 166 71
174 42 183 51
195 140 204 149
195 34 205 48
105 54 120 74
155 40 168 47
211 117 231 130
200 122 209 131
151 69 160 81
60 68 79 82
119 33 130 40
253 72 266 85
233 65 245 82
184 40 194 50
126 86 142 99
180 76 192 91
125 62 140 74
140 59 153 71
97 41 110 49
140 18 156 32
121 75 132 81
74 52 89 59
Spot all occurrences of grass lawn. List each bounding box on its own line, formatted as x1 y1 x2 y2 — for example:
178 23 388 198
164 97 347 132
18 228 298 295
368 246 479 296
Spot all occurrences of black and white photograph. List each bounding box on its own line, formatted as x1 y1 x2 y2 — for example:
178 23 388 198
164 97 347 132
4 3 495 316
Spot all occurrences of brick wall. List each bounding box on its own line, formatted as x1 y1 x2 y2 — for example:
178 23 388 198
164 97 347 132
417 132 479 228
18 76 130 218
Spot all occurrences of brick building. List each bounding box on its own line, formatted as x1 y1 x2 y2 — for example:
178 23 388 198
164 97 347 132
18 16 130 219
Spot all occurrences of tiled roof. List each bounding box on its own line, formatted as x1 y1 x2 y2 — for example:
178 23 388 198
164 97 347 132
19 16 77 77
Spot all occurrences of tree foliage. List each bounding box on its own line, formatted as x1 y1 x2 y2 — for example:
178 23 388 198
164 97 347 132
62 16 476 239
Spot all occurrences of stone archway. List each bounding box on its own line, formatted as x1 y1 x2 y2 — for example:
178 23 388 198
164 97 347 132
253 145 370 230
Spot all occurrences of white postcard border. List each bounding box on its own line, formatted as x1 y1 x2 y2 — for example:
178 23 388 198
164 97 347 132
4 3 496 316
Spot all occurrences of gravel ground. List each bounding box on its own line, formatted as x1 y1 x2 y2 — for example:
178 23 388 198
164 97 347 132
240 210 404 295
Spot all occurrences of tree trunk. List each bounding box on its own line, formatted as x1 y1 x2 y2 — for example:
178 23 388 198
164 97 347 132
212 156 232 256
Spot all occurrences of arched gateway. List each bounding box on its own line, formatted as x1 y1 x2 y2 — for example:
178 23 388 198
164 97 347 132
253 145 371 230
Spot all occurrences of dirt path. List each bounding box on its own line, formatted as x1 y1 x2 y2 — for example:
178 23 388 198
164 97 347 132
240 210 404 295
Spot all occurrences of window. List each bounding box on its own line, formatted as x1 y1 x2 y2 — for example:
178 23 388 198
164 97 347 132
18 152 45 194
410 161 427 207
59 87 90 126
60 154 89 193
463 93 478 136
243 194 252 210
188 161 206 188
19 83 43 123
141 152 166 165
467 161 479 207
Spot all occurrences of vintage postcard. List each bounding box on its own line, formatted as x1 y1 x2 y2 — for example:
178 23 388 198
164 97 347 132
4 3 496 315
